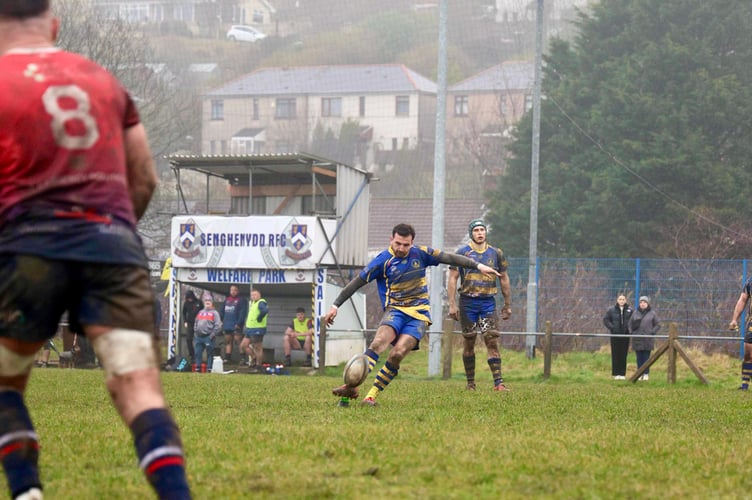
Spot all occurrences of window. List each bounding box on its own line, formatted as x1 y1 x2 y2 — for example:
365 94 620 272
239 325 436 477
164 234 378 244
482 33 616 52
220 140 227 154
276 140 294 153
252 98 259 120
210 140 217 155
252 10 264 23
395 96 409 116
500 96 508 116
359 96 366 117
275 98 296 119
454 95 468 117
321 97 342 117
402 137 410 149
392 138 398 150
210 99 224 120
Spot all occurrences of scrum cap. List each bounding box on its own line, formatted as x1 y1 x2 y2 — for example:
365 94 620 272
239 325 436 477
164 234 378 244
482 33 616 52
468 218 487 238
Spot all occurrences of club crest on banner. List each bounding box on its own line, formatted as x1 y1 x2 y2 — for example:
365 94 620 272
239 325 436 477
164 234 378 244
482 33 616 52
280 221 313 264
173 219 206 263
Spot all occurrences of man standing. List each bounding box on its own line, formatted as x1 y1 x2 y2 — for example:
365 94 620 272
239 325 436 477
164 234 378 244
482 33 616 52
283 307 314 367
220 285 248 364
324 223 501 406
447 219 512 391
240 289 268 368
729 277 752 390
0 2 191 498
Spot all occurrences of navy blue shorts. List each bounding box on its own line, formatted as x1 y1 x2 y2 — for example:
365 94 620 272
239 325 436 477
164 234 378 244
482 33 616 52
0 254 156 343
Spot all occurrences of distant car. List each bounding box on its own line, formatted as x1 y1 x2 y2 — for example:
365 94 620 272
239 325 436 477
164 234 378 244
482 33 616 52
226 25 267 42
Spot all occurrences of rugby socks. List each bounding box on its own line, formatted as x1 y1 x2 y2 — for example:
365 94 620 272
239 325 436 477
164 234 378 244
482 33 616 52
0 391 41 499
741 362 752 390
130 409 191 500
365 361 398 401
488 357 503 387
463 354 476 386
364 349 378 374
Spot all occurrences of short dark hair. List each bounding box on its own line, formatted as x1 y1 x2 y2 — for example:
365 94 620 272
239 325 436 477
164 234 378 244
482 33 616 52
295 307 305 313
0 0 49 18
392 223 415 240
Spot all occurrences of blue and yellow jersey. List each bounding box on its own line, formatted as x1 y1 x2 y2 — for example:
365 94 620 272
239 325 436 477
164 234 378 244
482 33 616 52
453 243 507 298
359 245 443 323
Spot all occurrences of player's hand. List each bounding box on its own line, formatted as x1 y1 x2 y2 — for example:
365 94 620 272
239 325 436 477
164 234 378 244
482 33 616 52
729 320 740 332
324 306 338 326
448 304 459 321
478 263 501 278
501 305 512 320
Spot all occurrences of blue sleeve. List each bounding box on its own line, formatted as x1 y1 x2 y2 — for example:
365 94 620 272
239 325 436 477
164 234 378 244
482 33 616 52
257 300 269 321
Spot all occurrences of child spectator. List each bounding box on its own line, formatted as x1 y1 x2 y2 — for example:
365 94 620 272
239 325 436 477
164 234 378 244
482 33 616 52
193 293 223 372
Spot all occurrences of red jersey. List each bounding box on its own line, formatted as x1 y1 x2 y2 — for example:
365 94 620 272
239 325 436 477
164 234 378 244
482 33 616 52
0 47 140 226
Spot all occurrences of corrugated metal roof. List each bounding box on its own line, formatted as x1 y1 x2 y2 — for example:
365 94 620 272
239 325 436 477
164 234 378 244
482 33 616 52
449 61 534 92
206 64 437 97
368 198 486 253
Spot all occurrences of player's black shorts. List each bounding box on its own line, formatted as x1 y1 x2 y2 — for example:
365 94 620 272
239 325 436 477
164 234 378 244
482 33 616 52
0 254 156 343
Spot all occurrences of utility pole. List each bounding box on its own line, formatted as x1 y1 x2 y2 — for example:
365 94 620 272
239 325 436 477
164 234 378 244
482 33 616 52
526 0 544 359
428 0 448 376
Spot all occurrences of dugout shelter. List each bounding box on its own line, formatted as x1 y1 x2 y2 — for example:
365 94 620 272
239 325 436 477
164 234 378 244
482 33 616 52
165 152 371 367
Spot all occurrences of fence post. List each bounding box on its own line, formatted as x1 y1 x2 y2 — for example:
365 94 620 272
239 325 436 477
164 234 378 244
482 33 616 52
667 323 678 384
441 319 454 380
318 318 327 375
543 320 552 379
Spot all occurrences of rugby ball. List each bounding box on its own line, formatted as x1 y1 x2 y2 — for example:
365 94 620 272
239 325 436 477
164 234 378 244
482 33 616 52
343 354 370 387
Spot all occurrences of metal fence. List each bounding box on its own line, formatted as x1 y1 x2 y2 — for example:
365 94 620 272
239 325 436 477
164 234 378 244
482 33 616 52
493 258 746 356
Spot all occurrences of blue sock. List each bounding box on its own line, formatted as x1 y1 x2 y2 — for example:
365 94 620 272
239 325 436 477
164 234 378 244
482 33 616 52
0 391 41 499
130 409 191 500
364 349 379 373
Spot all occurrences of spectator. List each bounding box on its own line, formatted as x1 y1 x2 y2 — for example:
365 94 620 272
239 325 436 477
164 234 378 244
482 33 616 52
603 294 633 380
220 285 248 364
181 290 202 362
193 293 222 372
283 307 314 367
240 289 268 369
630 296 660 381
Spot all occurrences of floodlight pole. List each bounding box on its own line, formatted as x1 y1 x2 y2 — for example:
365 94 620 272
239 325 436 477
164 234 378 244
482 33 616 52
526 0 544 359
428 0 448 377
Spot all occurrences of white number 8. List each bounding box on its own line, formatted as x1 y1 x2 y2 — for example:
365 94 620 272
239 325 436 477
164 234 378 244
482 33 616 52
42 85 100 149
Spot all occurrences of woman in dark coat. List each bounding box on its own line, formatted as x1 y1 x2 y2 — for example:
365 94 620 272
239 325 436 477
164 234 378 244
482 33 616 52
603 294 632 380
629 296 661 381
182 290 202 362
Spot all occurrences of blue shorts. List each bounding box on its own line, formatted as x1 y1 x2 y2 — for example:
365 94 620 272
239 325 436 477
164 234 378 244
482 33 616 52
458 295 496 324
244 327 266 341
380 309 427 347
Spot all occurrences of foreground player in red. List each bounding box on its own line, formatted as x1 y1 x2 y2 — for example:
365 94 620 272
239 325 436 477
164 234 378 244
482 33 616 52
0 2 191 498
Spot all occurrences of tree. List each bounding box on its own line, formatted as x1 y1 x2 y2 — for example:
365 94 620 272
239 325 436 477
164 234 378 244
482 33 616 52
53 0 202 256
487 0 752 258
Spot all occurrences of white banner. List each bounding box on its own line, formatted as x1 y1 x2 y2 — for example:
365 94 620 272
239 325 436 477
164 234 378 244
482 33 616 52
170 216 337 269
177 268 315 284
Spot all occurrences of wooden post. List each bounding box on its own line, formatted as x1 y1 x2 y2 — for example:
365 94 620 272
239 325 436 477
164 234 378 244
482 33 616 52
667 323 677 384
629 322 708 385
441 318 454 380
543 321 552 379
318 317 327 375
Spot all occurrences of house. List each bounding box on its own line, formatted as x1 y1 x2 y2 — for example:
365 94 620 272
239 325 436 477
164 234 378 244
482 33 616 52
89 0 276 34
201 64 437 170
367 198 486 256
446 61 534 173
490 0 591 23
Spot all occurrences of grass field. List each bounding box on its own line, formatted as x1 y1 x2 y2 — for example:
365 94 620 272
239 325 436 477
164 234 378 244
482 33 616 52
17 345 751 499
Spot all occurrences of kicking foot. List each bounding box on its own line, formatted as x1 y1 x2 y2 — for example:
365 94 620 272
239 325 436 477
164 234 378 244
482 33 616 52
493 383 511 392
332 384 359 399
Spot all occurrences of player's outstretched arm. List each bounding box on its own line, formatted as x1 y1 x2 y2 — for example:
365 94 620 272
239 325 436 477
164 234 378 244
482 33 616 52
124 123 157 220
324 276 368 326
437 251 501 278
